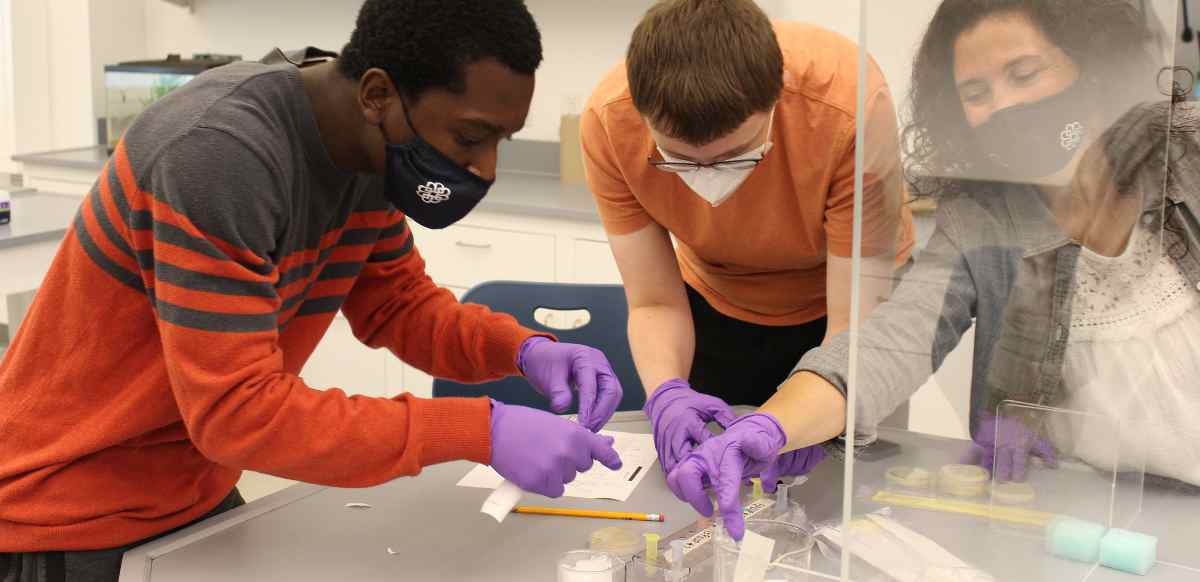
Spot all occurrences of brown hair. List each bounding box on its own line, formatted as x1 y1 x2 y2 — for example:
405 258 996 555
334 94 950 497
627 0 783 145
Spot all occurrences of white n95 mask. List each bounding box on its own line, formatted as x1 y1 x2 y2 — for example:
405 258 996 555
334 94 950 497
658 141 773 206
662 111 772 206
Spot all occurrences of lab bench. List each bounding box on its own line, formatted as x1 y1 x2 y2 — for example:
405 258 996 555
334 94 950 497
0 189 80 343
11 145 109 195
117 411 1200 582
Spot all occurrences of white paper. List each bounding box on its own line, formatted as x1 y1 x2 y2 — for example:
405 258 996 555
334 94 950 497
733 529 775 582
480 480 524 523
456 430 657 501
816 514 995 582
863 514 995 582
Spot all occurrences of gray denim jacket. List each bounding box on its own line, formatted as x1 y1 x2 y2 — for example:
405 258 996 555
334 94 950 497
796 101 1200 434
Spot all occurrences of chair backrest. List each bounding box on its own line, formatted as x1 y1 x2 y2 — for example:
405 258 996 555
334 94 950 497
432 281 645 412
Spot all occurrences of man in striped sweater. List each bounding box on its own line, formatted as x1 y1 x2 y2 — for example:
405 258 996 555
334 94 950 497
0 2 624 580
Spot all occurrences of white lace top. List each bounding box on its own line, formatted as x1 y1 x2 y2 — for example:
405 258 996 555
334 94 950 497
1054 226 1200 486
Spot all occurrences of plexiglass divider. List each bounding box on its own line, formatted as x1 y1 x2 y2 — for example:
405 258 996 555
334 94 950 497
839 1 1192 581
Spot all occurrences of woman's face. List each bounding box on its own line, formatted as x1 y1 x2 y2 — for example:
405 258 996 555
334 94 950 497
953 10 1080 129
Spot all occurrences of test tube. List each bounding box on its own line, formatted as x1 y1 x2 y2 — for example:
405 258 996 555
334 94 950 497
668 540 685 581
643 532 660 576
775 482 790 518
751 477 764 500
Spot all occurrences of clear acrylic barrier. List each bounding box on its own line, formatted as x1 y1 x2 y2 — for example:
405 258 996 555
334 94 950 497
844 0 1194 581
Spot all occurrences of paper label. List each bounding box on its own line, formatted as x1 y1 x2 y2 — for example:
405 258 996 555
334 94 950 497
480 480 523 523
732 529 775 582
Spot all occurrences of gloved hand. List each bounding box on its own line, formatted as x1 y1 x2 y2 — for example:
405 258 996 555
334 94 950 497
643 379 737 475
489 399 623 498
518 337 623 432
759 446 828 493
962 412 1057 482
666 412 787 541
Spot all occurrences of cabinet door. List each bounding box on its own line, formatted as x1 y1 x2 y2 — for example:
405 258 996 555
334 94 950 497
412 223 556 288
571 238 623 284
300 314 391 398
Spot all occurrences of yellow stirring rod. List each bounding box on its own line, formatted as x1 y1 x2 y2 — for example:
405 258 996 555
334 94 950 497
872 490 1056 527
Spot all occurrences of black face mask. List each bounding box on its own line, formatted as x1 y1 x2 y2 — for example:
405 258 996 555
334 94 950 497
974 81 1089 182
380 101 494 229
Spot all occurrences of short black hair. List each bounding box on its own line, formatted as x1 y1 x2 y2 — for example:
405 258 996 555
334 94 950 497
338 0 543 99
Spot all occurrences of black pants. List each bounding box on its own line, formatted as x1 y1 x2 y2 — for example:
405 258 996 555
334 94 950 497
686 285 827 406
0 488 245 582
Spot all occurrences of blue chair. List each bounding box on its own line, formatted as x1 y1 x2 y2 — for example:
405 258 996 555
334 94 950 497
432 281 646 413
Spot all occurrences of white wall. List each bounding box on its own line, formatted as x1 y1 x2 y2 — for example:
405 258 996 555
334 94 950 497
8 0 133 156
141 0 655 142
0 0 16 174
10 0 55 155
90 0 148 139
135 0 951 140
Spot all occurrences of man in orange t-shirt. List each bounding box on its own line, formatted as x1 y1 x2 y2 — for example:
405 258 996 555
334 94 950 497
582 0 914 483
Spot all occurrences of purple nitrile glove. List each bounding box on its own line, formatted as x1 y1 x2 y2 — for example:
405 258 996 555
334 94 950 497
518 337 624 432
759 446 828 493
962 412 1057 482
666 412 787 541
489 399 623 498
643 379 738 476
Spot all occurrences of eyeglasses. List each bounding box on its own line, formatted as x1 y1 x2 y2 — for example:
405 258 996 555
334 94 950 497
647 154 767 174
650 107 775 173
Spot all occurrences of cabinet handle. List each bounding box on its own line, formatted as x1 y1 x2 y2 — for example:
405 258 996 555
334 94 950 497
455 241 493 249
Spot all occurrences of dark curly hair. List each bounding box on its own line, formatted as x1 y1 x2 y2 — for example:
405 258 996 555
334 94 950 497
902 0 1166 198
337 0 543 100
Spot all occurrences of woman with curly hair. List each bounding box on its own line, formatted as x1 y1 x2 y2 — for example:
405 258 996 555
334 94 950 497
666 0 1200 539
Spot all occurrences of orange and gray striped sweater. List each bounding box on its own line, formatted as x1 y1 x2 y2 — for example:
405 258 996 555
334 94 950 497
0 58 537 551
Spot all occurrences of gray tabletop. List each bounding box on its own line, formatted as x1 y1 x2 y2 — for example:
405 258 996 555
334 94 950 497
0 190 81 250
11 145 109 171
119 413 1200 582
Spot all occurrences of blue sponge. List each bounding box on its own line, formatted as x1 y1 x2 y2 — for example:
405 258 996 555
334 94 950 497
1099 528 1157 576
1045 517 1107 563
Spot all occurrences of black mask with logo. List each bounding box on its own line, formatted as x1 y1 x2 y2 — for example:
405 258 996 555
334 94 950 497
973 80 1090 182
380 100 494 229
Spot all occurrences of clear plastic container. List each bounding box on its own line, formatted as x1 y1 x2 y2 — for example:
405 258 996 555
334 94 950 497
713 519 815 581
558 550 625 582
885 465 936 497
937 464 990 499
589 526 643 559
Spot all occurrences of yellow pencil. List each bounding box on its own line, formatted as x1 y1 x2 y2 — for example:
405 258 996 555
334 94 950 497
513 506 665 522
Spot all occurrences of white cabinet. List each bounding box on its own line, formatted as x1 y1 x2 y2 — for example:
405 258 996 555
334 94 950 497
0 239 60 326
299 314 398 398
396 285 467 398
394 215 624 397
414 224 557 287
571 238 622 284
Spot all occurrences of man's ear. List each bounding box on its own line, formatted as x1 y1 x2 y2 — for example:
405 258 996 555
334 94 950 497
358 68 396 126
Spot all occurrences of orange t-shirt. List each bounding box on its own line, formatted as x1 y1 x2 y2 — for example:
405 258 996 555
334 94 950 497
582 21 915 326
